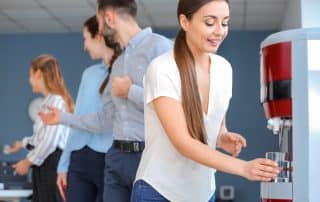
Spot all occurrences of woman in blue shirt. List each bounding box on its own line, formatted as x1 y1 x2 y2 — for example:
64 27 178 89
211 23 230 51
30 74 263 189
55 16 121 202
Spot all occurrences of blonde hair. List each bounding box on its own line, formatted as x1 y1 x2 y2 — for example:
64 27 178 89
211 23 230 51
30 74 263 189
30 54 74 112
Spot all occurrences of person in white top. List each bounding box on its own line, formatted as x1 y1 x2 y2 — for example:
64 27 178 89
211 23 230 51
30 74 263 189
132 0 280 202
6 55 74 202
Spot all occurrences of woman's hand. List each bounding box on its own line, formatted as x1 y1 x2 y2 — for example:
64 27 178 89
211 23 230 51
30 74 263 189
57 173 67 202
242 158 279 181
38 106 61 125
217 132 246 157
12 159 32 175
4 141 23 154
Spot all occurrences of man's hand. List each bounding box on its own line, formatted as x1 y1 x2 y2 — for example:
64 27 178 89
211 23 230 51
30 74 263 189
38 106 61 125
111 76 132 98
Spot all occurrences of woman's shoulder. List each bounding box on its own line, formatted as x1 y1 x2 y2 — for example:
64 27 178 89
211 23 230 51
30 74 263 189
46 94 65 104
147 50 179 76
150 50 177 68
210 53 231 67
210 53 233 77
83 63 106 75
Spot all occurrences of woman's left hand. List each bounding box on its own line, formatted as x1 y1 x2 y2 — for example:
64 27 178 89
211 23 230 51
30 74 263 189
12 159 32 175
217 132 247 157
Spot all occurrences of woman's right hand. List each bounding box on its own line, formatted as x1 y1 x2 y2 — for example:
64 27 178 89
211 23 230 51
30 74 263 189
242 158 279 181
5 141 23 154
38 106 61 125
57 173 67 202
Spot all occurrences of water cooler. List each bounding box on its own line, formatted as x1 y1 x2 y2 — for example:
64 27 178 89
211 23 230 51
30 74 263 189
260 28 320 202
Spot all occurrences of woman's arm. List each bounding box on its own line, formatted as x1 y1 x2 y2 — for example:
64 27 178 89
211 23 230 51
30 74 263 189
216 116 246 157
153 96 279 181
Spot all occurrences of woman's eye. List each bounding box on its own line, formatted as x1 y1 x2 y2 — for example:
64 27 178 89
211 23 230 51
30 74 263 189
205 22 214 26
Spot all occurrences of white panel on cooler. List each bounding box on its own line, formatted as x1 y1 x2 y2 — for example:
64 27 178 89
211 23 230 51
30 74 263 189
260 182 292 199
307 40 320 202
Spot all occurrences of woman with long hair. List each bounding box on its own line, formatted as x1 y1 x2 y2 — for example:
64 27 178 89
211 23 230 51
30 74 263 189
55 15 121 202
132 0 279 201
7 54 74 202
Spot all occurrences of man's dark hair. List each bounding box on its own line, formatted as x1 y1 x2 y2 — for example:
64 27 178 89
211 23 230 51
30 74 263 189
97 0 137 17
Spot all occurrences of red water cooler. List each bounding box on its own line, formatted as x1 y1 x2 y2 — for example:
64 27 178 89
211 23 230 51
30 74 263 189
260 28 320 202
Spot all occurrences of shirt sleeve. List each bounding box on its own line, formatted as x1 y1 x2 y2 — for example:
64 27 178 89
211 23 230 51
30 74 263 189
144 55 180 105
57 144 71 173
21 117 42 148
60 83 114 134
128 37 173 110
27 96 67 166
21 137 32 148
73 69 87 112
57 69 87 173
127 84 143 109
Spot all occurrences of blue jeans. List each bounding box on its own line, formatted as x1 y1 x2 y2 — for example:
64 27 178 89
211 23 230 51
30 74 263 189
131 180 215 202
131 180 169 202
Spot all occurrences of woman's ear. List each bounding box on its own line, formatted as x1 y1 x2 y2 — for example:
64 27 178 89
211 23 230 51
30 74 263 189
34 69 43 80
179 14 189 32
97 34 105 43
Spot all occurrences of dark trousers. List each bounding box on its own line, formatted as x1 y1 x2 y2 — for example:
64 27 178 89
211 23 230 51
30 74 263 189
66 146 105 202
31 149 62 202
103 145 142 202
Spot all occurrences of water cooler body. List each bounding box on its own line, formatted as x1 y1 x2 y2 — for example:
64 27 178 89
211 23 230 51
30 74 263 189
260 28 320 202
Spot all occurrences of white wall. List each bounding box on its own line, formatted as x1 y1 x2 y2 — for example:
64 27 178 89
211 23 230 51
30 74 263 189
301 0 320 28
281 0 320 30
281 0 301 30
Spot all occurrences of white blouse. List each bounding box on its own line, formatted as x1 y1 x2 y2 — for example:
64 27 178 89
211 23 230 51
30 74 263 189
22 94 70 166
135 50 233 202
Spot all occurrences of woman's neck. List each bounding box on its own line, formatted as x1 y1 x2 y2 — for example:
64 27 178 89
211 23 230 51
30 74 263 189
41 90 49 97
194 52 210 69
187 40 210 71
102 48 113 66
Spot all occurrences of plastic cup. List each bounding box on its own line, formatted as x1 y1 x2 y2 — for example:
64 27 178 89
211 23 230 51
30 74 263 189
265 152 291 183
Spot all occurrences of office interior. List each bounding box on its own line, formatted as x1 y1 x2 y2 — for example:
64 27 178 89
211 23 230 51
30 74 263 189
0 0 319 202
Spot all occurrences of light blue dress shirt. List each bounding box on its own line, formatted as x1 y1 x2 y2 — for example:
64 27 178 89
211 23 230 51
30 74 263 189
57 63 113 173
60 27 173 142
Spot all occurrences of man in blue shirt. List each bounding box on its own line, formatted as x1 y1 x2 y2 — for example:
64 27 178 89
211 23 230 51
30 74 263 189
56 16 118 202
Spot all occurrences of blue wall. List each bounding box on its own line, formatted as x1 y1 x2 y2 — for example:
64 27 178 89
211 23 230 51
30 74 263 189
0 30 278 202
216 31 279 202
0 33 94 161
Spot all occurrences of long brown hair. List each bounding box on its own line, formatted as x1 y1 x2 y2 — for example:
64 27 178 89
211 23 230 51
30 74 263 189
174 0 229 144
83 15 122 94
30 55 74 113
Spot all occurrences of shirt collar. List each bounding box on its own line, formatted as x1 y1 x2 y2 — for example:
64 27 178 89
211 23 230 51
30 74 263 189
127 27 152 49
99 61 108 72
